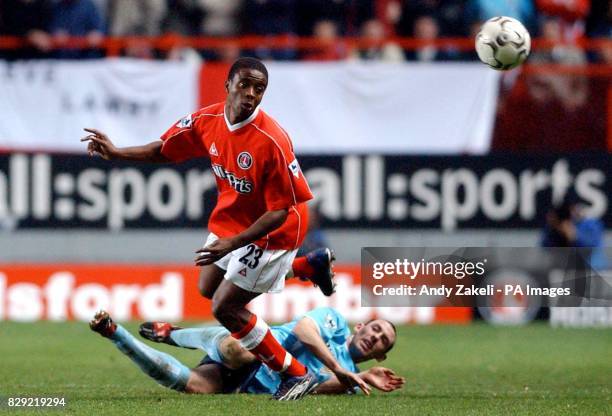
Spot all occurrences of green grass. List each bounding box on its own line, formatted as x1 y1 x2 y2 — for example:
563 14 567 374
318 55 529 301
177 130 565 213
0 321 610 415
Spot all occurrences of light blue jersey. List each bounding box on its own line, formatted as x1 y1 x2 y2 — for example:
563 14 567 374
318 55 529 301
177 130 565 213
241 307 359 394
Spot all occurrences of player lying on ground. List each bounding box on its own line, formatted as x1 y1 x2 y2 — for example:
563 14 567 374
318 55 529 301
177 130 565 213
82 57 335 399
90 307 405 398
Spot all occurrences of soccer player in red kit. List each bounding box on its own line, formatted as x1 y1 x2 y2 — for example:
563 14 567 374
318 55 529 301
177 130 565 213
81 58 363 400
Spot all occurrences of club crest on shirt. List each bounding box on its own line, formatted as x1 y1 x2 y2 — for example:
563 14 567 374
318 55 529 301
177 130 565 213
237 152 253 169
176 114 192 128
324 313 337 329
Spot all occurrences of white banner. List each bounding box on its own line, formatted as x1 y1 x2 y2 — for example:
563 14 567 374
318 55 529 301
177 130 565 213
0 60 499 154
263 62 500 154
0 59 198 151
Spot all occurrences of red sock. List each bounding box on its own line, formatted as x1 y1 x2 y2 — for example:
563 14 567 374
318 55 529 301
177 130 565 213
292 256 315 279
232 314 307 377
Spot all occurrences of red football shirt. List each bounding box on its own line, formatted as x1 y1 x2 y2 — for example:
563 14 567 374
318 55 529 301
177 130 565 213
159 102 313 250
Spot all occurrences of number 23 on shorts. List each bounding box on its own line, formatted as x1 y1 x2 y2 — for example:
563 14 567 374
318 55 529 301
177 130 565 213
238 244 263 269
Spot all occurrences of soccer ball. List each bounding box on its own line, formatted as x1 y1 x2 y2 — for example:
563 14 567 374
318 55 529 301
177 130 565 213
475 16 531 70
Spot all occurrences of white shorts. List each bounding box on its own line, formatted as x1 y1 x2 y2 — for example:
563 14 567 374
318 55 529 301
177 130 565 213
204 233 298 294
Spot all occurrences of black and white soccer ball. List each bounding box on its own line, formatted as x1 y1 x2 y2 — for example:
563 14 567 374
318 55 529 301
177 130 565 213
475 16 531 71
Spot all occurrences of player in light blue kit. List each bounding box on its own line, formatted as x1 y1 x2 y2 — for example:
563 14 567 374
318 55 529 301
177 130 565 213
90 307 404 398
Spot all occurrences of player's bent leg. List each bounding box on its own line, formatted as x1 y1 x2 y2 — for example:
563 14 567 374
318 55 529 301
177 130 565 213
184 364 224 394
90 311 190 392
139 322 253 369
218 335 256 369
198 263 225 299
290 248 336 296
210 279 260 332
211 280 305 373
168 326 230 360
211 280 317 400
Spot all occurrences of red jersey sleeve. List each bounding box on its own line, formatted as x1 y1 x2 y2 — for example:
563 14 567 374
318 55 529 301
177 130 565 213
159 113 207 162
264 147 313 211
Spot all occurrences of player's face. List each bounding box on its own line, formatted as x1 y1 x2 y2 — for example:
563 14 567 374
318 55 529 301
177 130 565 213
349 320 395 362
225 68 267 123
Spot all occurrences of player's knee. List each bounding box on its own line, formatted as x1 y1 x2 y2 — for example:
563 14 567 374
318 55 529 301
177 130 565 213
197 266 224 299
198 279 214 299
185 369 222 394
211 301 234 326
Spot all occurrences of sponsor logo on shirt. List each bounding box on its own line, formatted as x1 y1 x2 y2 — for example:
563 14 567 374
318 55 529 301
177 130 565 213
288 159 301 178
237 152 253 169
211 164 253 194
176 114 192 128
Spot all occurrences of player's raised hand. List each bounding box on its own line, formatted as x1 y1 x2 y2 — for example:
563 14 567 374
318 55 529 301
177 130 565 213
195 238 237 266
333 367 371 395
81 128 118 160
362 367 405 392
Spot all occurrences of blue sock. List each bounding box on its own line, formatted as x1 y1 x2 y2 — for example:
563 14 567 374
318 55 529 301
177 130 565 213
169 326 229 363
110 325 190 391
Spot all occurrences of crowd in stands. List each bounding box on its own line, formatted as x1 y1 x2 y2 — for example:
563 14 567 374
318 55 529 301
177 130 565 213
0 0 610 62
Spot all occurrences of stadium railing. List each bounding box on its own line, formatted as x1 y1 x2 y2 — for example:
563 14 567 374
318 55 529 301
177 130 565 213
0 34 610 58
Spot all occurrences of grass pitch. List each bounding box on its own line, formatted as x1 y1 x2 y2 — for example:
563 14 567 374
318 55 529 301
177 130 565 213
1 321 610 415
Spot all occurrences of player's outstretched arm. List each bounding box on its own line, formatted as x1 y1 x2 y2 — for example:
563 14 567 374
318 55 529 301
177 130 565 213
360 367 405 392
292 317 371 395
315 366 405 395
81 128 169 163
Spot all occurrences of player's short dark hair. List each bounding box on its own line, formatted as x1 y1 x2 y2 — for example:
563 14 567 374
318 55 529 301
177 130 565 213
227 57 268 83
366 319 397 354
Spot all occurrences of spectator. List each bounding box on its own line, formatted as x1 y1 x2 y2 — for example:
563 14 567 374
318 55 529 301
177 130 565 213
585 0 611 63
396 0 467 37
350 19 404 61
243 0 298 60
199 0 243 36
244 0 297 35
302 19 348 61
198 0 244 59
586 0 611 36
529 17 588 111
48 0 105 59
537 0 590 22
163 0 243 61
541 199 606 270
465 0 537 35
163 0 206 36
91 0 109 21
493 16 602 153
406 15 457 62
0 0 53 60
593 30 612 63
166 36 205 64
107 0 166 59
375 0 403 35
108 0 166 36
296 0 374 36
537 0 591 42
163 1 243 36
